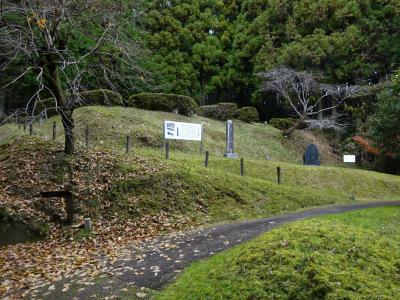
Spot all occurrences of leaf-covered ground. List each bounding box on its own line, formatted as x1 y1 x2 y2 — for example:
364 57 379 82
0 139 194 298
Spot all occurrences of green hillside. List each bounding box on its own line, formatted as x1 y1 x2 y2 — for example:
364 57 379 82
0 106 340 164
0 106 399 228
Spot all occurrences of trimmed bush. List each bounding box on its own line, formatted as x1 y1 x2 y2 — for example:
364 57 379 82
197 105 218 119
269 118 298 130
34 89 123 117
216 102 237 120
235 107 259 123
198 102 238 120
127 93 197 116
78 89 122 106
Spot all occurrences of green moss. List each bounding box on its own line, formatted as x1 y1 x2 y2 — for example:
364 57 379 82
158 207 400 299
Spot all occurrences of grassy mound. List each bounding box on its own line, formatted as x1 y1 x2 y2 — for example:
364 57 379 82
158 207 400 299
0 106 341 164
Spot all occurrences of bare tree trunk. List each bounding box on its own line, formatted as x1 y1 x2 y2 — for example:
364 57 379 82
284 117 304 137
45 54 75 155
61 110 75 154
0 89 5 117
317 100 323 120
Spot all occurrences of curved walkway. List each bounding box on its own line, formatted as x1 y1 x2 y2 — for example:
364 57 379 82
38 200 400 299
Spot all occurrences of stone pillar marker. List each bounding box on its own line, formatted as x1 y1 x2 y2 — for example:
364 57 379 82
224 120 238 158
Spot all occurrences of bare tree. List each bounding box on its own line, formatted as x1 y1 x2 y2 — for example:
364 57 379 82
259 68 363 135
0 0 146 154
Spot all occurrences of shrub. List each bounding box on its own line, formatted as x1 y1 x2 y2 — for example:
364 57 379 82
269 118 298 130
235 107 259 123
34 89 123 117
197 102 238 120
197 105 218 119
216 102 237 120
78 89 122 106
127 93 197 116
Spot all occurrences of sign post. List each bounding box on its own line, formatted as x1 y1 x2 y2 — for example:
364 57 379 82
343 155 356 163
163 120 203 157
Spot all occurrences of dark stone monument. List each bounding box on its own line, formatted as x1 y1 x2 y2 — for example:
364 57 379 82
224 120 238 158
303 144 320 166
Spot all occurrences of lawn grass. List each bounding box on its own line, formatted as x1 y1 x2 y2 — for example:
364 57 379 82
157 207 400 299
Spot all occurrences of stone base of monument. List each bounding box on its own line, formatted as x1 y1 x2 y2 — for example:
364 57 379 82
224 152 238 159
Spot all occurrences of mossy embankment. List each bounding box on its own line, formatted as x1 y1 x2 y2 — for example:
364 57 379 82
157 207 400 299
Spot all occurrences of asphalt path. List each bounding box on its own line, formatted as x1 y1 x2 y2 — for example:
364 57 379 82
36 200 400 299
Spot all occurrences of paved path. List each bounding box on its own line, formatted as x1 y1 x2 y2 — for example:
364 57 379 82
38 200 400 299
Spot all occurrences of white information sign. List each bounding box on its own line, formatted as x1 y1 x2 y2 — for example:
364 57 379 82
164 120 202 141
343 155 356 163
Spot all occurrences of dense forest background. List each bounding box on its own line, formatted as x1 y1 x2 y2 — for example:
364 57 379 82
1 0 399 172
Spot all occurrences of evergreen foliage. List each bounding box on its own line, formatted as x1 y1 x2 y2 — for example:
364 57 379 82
235 107 259 123
128 93 198 116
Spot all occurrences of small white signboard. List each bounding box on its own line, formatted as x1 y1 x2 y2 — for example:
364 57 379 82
343 155 356 163
164 120 202 141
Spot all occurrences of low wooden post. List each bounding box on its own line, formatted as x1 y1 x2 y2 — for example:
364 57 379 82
165 142 170 159
40 191 74 225
29 123 33 136
85 126 89 147
205 150 209 167
23 122 26 132
52 122 57 140
65 192 74 225
277 167 282 184
240 158 244 176
126 135 130 154
17 116 21 129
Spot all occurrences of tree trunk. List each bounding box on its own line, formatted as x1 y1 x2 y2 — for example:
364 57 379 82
200 70 206 106
61 110 75 155
317 100 323 120
283 117 304 137
45 53 75 154
0 89 5 117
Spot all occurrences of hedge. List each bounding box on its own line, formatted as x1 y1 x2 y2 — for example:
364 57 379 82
34 89 123 117
269 118 302 130
197 105 218 119
216 102 238 120
197 102 238 120
127 93 198 116
235 107 259 123
78 89 122 106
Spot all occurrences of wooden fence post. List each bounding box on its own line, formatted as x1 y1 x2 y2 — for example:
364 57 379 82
52 122 57 140
205 150 209 167
277 167 282 184
165 142 170 159
29 123 33 136
240 158 244 176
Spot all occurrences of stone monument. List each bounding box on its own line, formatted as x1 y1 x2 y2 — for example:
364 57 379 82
224 120 238 158
303 144 320 166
